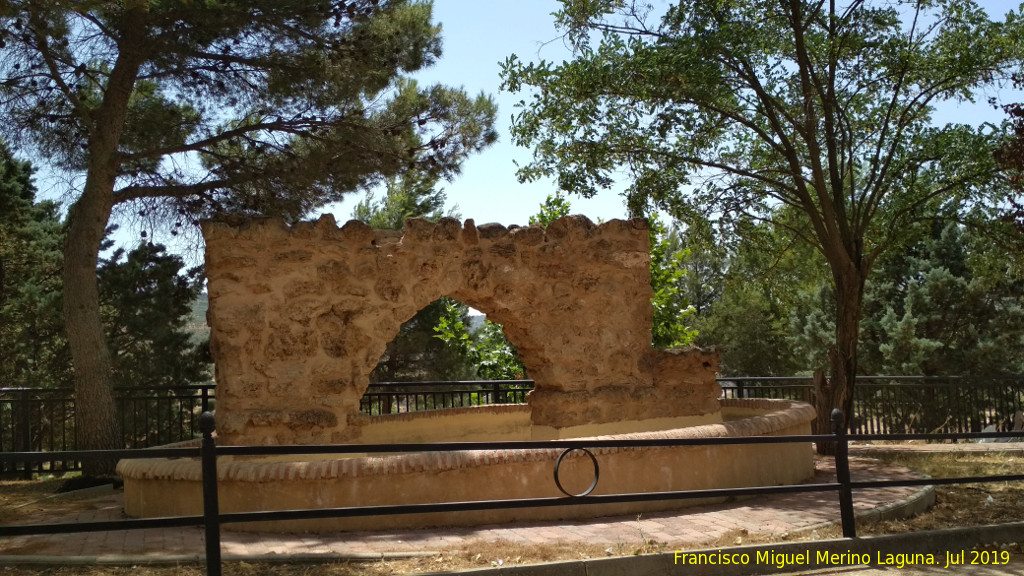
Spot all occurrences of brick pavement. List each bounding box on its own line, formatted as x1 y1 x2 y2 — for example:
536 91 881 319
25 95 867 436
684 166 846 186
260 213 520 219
0 456 932 561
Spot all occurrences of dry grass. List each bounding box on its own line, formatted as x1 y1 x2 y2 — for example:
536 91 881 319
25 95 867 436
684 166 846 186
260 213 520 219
855 451 1024 535
3 451 1024 575
0 477 102 525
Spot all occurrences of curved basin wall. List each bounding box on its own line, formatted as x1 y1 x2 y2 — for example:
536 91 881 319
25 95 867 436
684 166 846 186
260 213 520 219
118 398 815 533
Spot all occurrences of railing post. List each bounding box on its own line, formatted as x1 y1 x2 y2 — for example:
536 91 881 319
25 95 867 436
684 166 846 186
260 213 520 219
199 412 222 576
832 408 856 538
19 389 32 480
201 385 211 415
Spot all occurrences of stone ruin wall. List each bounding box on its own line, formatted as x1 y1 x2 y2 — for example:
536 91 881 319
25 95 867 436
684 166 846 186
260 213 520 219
202 214 720 446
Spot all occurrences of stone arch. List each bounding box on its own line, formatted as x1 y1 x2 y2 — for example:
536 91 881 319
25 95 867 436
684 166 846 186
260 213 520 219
202 214 721 445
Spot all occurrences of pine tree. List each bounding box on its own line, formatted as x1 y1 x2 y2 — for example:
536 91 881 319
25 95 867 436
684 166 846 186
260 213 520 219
98 240 209 389
0 141 69 389
0 1 497 472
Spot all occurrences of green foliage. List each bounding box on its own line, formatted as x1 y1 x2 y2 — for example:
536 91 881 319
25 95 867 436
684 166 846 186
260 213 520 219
352 172 458 230
997 75 1024 230
0 141 211 390
371 297 476 382
0 1 499 460
0 141 69 389
433 301 527 381
528 192 571 227
649 219 696 347
472 320 528 380
97 240 210 389
695 213 1024 377
503 1 1020 228
0 1 499 214
502 1 1024 424
693 212 829 375
859 223 1024 376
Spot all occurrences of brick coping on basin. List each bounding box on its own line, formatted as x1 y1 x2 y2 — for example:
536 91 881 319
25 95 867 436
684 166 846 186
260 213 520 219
116 398 815 483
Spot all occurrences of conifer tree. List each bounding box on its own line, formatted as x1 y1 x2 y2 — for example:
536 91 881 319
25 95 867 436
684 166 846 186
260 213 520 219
0 1 497 472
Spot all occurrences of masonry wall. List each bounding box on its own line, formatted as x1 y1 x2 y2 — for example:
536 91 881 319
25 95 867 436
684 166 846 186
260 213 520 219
202 214 720 445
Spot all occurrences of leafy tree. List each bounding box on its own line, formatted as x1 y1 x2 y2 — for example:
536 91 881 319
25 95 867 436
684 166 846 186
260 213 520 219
696 285 799 376
2 144 209 396
501 0 1023 442
996 73 1024 229
670 221 726 316
698 215 1024 380
472 320 528 380
0 0 498 472
649 219 696 347
433 300 527 381
528 192 571 227
369 296 477 383
694 213 826 376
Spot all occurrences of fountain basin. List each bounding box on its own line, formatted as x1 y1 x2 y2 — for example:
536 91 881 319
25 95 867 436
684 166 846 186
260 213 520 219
117 398 815 533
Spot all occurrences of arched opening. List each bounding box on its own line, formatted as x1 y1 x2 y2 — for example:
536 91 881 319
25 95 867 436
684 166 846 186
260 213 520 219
368 297 477 383
360 296 530 415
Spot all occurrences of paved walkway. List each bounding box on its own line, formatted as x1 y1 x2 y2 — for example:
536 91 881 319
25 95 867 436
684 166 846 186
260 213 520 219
0 456 935 562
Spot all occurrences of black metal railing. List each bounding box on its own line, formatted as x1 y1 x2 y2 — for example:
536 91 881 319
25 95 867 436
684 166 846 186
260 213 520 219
719 376 1024 435
0 384 215 477
3 411 1024 576
360 380 533 415
5 376 1024 477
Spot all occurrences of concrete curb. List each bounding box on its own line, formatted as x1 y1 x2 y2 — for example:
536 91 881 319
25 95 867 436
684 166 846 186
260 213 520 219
791 481 936 536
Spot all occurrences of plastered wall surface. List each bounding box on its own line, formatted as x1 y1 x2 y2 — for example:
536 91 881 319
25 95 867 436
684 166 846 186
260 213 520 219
202 215 721 446
118 399 816 532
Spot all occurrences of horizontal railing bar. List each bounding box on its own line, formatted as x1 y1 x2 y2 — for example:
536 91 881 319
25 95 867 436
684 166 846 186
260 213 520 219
365 380 534 387
850 432 1024 442
0 447 199 463
6 432 1024 464
216 483 843 525
215 434 833 456
0 516 203 537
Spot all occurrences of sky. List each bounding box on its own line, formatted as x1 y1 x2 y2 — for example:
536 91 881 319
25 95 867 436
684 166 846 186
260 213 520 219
323 0 633 228
322 0 1024 229
32 0 1024 248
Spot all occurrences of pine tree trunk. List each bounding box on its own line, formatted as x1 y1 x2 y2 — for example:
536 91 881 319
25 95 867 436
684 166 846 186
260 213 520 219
61 23 146 477
63 187 120 476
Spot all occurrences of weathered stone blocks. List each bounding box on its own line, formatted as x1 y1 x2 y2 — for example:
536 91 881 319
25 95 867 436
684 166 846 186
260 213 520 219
202 215 720 445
